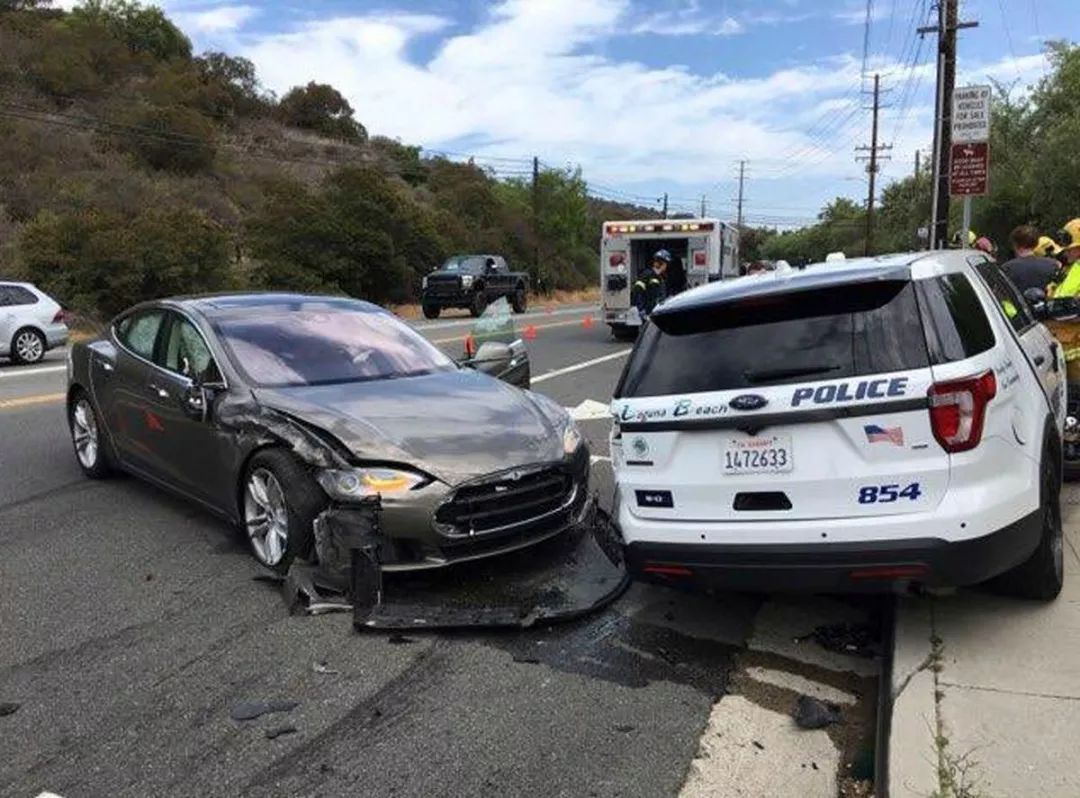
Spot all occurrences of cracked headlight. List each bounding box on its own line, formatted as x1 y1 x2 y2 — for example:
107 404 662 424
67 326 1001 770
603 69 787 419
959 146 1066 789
563 423 583 455
316 467 426 501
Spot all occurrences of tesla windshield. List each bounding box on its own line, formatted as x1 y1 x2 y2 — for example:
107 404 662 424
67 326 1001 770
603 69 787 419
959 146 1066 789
214 308 456 387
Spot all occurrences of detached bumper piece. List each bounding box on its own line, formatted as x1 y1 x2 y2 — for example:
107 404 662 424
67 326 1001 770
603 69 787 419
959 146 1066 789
279 500 629 630
355 498 627 630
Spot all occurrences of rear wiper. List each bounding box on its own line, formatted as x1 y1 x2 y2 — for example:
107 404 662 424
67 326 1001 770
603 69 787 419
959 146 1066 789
743 364 841 383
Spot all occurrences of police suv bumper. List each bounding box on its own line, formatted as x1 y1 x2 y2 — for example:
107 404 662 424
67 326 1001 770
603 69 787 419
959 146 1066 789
624 508 1042 592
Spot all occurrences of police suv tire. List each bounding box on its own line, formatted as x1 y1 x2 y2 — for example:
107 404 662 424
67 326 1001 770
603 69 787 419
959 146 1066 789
422 304 440 320
241 448 324 575
470 290 488 318
991 434 1064 601
511 287 527 314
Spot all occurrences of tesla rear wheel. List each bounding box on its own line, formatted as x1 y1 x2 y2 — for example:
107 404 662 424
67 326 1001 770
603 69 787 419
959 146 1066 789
242 449 323 574
992 437 1063 601
12 328 45 364
68 392 114 478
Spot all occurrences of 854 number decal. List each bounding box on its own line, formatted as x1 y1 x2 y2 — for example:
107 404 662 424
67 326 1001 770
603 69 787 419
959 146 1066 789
858 483 922 504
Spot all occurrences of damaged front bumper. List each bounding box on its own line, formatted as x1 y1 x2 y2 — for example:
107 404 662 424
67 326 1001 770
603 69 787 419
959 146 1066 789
280 497 629 630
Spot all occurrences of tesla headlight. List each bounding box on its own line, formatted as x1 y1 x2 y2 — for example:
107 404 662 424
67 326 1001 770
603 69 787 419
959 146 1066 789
563 423 583 455
316 467 425 501
461 274 474 288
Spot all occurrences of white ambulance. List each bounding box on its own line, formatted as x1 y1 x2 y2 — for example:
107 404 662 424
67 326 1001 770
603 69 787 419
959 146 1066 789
600 218 740 340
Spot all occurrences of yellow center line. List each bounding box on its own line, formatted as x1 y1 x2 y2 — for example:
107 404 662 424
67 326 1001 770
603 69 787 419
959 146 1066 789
0 392 66 411
431 316 597 345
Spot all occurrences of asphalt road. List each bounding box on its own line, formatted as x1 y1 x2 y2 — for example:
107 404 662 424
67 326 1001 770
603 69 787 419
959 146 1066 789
0 306 881 798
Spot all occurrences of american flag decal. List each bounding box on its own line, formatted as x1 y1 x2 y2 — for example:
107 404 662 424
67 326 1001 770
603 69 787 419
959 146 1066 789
864 424 904 446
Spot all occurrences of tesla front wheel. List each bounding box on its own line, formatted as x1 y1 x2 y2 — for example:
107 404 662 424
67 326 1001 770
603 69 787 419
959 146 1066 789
68 392 115 478
242 449 323 574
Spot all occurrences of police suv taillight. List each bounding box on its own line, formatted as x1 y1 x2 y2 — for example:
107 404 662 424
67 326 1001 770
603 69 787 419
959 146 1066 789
928 371 997 453
609 252 627 271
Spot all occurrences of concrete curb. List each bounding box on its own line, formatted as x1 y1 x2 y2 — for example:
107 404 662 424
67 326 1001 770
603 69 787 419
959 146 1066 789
887 594 939 798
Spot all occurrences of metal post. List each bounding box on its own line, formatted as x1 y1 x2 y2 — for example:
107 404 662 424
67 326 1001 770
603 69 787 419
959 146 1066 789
961 196 972 249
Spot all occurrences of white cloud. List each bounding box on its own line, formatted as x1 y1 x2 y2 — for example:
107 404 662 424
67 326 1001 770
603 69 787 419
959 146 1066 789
241 0 884 188
172 4 259 34
631 1 744 36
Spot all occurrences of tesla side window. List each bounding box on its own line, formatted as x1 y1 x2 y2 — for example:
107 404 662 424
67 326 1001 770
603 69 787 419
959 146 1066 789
213 306 456 387
163 315 221 383
116 310 165 360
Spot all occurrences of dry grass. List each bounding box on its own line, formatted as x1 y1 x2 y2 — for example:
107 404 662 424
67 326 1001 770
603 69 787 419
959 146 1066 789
389 287 599 320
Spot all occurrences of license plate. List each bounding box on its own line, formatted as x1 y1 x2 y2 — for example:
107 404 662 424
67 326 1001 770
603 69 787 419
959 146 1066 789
723 435 793 475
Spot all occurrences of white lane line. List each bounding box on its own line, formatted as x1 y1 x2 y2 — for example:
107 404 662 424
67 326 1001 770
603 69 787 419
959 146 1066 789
532 349 631 385
411 304 598 332
0 364 66 380
590 455 612 465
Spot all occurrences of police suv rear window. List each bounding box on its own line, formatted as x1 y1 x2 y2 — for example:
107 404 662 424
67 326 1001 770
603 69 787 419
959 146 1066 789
914 274 995 364
617 281 929 398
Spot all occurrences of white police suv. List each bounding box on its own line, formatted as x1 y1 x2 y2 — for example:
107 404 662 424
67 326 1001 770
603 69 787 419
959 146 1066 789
611 251 1068 599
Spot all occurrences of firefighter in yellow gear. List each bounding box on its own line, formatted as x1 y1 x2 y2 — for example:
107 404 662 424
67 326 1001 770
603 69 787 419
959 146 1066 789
1049 219 1080 297
1036 235 1062 259
632 250 669 317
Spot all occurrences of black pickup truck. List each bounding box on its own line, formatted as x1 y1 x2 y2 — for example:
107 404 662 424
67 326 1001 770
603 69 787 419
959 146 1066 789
420 255 529 318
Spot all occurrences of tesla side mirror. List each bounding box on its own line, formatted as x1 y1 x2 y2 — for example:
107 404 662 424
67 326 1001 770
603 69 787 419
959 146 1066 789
464 340 530 389
182 382 207 420
1045 297 1080 321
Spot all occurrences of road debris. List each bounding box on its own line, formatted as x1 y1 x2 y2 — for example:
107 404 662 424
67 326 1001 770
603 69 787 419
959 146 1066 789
265 724 298 740
793 695 842 730
797 621 879 659
0 702 20 717
229 700 299 722
312 662 339 675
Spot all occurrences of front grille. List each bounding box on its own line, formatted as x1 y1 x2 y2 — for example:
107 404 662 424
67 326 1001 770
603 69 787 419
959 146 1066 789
426 277 462 297
435 466 576 539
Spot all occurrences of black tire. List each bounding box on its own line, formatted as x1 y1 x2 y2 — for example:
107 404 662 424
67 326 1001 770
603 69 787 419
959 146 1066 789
422 304 441 320
67 389 116 479
11 327 46 364
469 290 488 318
240 448 326 574
991 434 1064 601
611 325 638 342
511 287 528 314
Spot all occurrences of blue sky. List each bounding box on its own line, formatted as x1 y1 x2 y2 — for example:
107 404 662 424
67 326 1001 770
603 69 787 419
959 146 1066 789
70 0 1075 227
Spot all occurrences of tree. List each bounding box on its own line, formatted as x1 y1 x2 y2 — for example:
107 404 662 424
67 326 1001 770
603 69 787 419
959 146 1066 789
19 206 230 318
276 82 366 142
119 103 216 173
72 0 191 62
194 51 268 118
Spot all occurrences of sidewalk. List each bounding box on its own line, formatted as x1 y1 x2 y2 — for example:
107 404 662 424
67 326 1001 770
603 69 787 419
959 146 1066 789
889 488 1080 798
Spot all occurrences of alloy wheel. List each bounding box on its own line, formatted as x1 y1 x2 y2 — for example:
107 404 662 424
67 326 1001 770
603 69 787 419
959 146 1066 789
72 399 99 469
244 468 290 567
15 330 43 363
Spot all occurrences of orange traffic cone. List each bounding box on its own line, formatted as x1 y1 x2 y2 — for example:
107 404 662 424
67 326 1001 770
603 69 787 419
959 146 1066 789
464 334 476 357
524 325 538 340
582 315 594 330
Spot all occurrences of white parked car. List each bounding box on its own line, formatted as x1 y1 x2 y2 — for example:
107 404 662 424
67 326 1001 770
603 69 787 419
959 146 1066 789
0 281 68 364
611 251 1068 600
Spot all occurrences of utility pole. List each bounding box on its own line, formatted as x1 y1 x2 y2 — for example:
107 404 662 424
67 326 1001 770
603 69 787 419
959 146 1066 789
915 149 921 178
531 156 540 286
855 74 891 256
735 159 747 228
662 192 668 218
920 0 978 249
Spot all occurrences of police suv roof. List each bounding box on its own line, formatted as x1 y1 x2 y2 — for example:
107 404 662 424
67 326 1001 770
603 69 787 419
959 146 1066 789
653 252 936 318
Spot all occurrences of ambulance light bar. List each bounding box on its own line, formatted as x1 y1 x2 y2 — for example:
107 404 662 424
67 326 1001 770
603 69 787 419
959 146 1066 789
606 222 715 235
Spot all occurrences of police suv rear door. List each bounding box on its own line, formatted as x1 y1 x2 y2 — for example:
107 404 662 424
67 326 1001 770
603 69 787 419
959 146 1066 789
612 272 950 522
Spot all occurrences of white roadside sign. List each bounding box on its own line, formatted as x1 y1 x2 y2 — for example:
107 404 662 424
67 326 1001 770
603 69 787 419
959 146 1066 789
952 84 991 143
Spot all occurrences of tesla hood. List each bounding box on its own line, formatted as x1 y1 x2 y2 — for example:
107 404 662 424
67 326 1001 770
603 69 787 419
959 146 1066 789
252 369 567 485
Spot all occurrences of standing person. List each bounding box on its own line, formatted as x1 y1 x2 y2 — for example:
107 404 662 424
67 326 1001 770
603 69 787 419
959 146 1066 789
1050 219 1080 297
1000 224 1061 294
632 250 669 318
